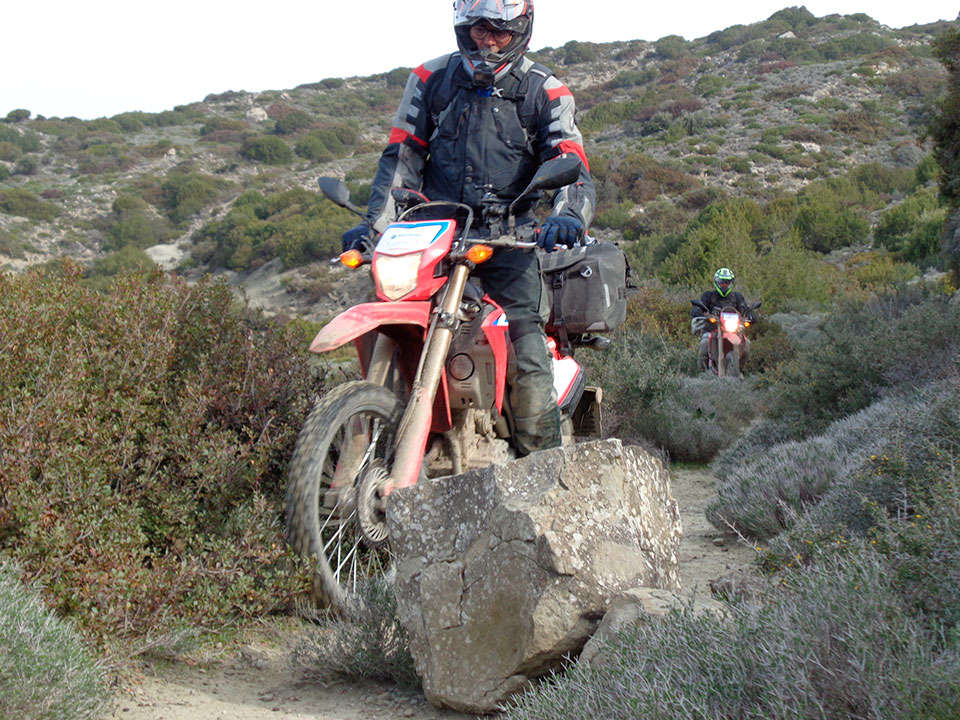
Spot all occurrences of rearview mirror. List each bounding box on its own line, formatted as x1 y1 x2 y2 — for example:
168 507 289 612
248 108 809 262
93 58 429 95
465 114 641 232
318 177 355 209
509 154 583 216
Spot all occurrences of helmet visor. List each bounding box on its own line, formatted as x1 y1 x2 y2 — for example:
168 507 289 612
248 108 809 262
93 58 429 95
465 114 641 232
454 0 530 29
716 280 733 295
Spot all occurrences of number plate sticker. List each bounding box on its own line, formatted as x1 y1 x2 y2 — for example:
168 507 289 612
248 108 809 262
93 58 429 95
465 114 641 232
377 220 453 255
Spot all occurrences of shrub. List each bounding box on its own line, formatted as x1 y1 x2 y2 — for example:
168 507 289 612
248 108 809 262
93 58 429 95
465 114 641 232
196 187 354 269
383 67 410 88
505 552 960 720
875 188 945 262
0 165 9 181
607 68 658 89
0 140 21 161
0 126 41 152
14 155 39 175
561 40 598 64
4 108 31 123
199 117 247 137
241 135 293 164
0 188 59 221
274 110 314 135
0 266 321 650
793 182 870 252
0 561 110 720
76 143 134 175
295 124 359 162
654 34 690 59
87 246 157 278
159 171 232 224
291 579 419 688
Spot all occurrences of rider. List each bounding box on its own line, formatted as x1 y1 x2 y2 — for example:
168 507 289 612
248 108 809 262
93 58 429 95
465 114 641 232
341 0 595 457
691 268 755 371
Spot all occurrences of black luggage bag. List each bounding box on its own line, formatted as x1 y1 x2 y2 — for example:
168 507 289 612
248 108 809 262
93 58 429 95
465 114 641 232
540 241 629 351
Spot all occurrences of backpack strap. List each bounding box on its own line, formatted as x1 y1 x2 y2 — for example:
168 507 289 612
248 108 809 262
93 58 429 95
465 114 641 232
427 53 467 125
516 62 552 137
550 269 573 358
428 56 553 138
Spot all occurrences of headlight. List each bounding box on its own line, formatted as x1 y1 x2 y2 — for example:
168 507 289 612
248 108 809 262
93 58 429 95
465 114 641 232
721 312 740 333
375 253 423 300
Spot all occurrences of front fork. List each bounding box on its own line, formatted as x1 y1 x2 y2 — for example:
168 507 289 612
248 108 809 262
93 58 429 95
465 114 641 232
383 264 470 494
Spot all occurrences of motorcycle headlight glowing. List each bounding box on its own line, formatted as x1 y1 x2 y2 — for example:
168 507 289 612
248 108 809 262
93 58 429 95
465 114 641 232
721 312 740 333
375 253 423 300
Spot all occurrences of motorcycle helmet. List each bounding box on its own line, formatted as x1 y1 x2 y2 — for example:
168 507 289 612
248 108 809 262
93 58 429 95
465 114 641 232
714 267 735 297
454 0 534 86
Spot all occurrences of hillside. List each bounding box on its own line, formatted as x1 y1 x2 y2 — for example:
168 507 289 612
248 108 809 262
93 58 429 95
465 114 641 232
0 7 953 318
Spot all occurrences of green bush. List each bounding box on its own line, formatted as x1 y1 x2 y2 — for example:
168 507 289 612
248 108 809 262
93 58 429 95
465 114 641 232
0 561 110 720
87 246 157 278
0 165 9 182
875 188 946 262
159 171 232 224
196 187 354 269
0 126 41 152
0 140 21 161
0 188 59 221
76 143 134 175
654 34 690 59
199 117 247 136
4 108 31 123
793 182 870 252
295 124 359 162
274 110 314 135
0 266 321 650
241 135 293 164
561 40 598 64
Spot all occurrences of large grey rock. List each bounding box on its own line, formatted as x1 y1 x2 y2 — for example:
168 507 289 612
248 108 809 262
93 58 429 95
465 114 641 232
386 439 682 714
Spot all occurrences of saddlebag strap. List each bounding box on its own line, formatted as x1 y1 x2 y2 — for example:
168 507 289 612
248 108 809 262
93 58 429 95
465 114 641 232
551 271 572 357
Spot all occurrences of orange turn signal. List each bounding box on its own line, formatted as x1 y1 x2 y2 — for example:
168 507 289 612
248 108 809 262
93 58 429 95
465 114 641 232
340 250 364 269
465 244 494 264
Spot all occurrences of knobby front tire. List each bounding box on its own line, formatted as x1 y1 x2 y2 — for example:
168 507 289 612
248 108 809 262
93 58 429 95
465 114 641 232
285 381 404 614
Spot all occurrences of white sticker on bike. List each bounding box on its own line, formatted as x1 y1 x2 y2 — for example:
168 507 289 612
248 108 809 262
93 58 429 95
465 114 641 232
377 220 452 255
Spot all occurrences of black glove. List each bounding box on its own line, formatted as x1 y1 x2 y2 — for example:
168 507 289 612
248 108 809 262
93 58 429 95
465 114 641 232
538 216 584 253
341 224 373 253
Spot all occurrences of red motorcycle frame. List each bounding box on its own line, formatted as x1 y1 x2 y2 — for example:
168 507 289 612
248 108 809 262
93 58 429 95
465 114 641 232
286 156 602 612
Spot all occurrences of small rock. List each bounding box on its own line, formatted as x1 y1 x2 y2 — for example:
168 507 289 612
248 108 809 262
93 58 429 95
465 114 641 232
712 537 725 547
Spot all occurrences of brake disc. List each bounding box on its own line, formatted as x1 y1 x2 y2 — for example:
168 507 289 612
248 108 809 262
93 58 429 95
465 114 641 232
357 461 390 548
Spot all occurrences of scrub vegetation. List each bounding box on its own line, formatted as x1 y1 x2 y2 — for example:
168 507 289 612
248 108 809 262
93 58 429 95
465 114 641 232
1 8 960 720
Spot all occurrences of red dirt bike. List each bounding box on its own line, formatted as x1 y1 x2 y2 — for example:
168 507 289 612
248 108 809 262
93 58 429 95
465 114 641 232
691 299 761 378
286 156 605 613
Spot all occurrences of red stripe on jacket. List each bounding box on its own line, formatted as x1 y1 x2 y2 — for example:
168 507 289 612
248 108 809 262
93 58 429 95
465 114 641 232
388 127 428 148
553 140 590 172
546 85 573 102
412 64 432 84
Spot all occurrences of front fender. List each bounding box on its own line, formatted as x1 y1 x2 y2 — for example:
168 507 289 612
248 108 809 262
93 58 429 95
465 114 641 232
310 302 433 353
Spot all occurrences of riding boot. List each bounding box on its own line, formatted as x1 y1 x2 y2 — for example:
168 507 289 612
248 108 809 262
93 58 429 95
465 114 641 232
508 331 561 457
697 335 710 371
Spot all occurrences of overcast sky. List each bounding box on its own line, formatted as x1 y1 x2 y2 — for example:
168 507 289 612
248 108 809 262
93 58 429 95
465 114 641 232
4 1 957 120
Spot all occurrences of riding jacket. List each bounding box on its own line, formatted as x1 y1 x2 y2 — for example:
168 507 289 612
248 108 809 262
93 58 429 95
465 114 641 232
692 290 755 319
364 53 595 232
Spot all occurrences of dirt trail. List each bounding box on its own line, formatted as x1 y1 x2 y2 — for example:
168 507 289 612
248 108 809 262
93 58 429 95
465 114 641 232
109 466 755 720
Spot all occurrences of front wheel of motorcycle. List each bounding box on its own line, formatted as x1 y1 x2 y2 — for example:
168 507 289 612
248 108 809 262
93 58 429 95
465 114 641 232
724 349 740 379
286 380 404 616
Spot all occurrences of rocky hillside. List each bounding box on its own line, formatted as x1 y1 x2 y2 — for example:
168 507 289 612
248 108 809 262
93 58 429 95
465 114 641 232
0 7 952 317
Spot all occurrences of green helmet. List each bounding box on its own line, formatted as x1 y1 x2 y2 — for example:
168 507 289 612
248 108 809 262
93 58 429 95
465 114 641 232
714 267 735 297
